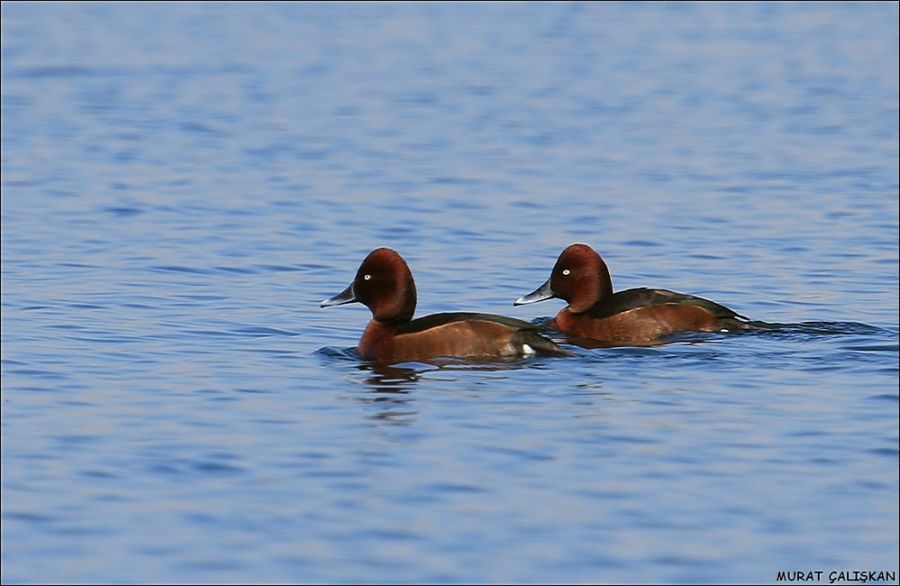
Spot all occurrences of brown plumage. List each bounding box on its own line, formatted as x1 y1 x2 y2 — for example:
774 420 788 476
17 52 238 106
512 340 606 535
516 243 758 346
322 248 569 363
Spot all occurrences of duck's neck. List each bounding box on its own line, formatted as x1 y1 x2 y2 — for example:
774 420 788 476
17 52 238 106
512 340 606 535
598 258 614 299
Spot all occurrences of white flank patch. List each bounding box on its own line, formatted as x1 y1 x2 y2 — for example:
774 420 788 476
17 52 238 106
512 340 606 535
522 343 536 355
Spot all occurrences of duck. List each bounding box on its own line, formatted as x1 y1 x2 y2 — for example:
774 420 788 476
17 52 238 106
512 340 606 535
322 247 569 363
515 243 757 346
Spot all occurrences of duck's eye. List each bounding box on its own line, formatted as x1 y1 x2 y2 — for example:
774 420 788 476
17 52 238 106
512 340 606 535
562 269 570 276
363 274 372 281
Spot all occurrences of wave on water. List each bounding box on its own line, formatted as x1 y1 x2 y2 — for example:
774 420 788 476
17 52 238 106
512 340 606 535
737 320 896 339
315 346 360 361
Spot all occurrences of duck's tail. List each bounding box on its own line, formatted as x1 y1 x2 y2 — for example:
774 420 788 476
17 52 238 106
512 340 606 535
515 330 574 357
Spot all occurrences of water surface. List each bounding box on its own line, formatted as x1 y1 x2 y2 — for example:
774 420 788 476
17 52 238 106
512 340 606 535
2 3 898 584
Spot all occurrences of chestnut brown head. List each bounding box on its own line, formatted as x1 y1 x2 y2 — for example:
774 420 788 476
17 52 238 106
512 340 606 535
321 247 417 323
515 243 613 313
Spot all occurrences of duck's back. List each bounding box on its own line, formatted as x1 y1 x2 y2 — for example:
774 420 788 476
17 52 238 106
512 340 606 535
588 288 747 321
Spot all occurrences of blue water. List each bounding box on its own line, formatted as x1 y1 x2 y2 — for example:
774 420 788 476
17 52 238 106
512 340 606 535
2 3 898 584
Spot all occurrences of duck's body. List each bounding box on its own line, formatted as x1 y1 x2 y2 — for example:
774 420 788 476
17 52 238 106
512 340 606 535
553 287 753 345
322 248 568 364
359 312 564 363
516 244 756 346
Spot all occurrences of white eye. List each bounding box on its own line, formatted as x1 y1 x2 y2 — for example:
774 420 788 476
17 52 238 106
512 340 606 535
562 269 570 276
363 274 372 281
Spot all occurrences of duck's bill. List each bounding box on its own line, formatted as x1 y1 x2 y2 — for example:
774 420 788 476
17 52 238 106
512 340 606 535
514 278 555 306
320 283 357 308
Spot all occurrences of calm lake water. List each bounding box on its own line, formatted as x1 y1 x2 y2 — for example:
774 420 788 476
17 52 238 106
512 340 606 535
2 2 898 584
